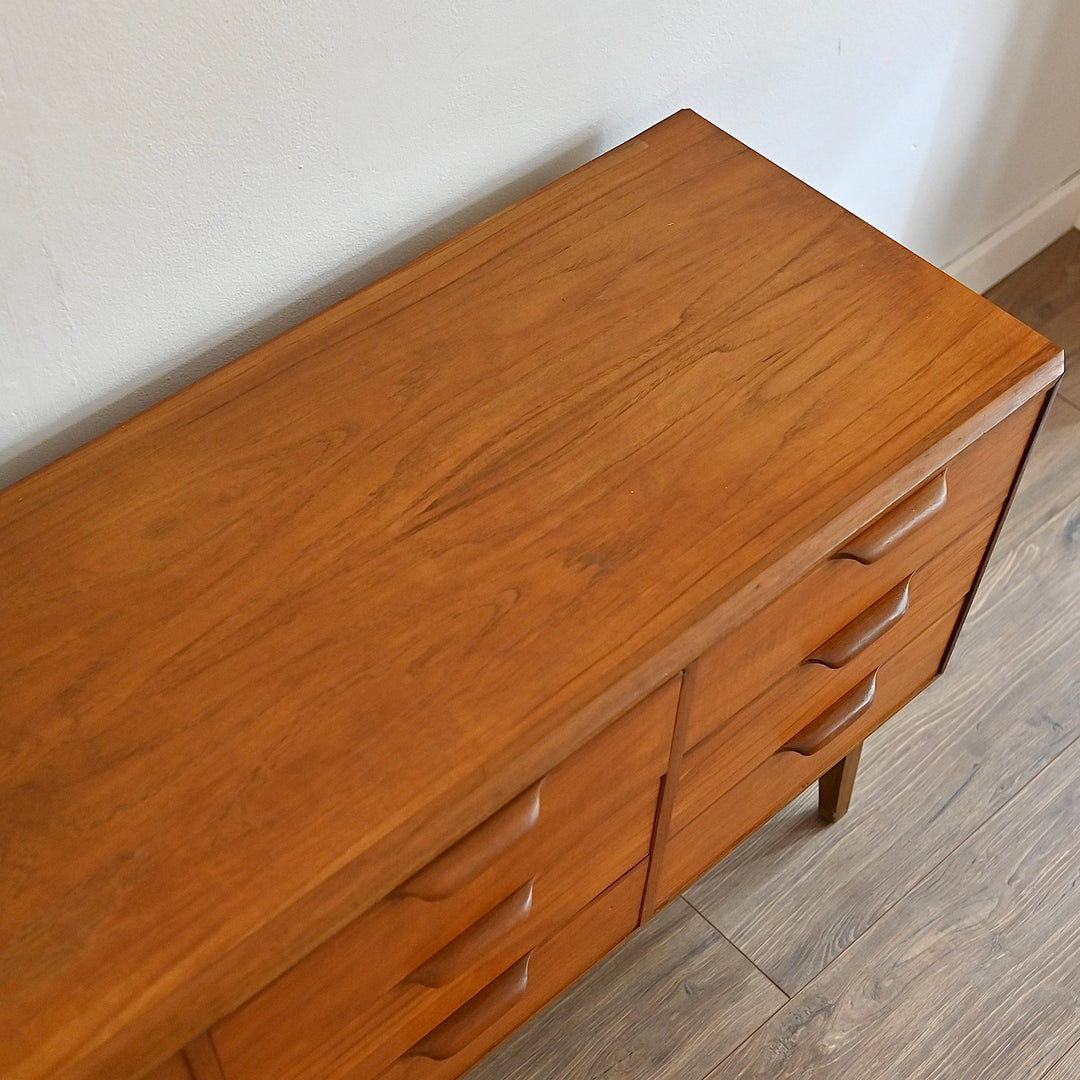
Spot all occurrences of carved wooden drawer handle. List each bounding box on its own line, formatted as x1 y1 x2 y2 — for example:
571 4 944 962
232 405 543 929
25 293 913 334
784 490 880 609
405 880 535 988
407 953 532 1061
804 576 912 668
395 781 543 901
782 671 877 756
834 472 948 564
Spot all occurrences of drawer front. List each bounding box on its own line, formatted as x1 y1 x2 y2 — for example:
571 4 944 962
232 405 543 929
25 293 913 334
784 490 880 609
225 785 657 1080
672 517 996 835
377 859 647 1080
141 1055 194 1080
684 396 1039 751
656 604 963 906
212 680 677 1080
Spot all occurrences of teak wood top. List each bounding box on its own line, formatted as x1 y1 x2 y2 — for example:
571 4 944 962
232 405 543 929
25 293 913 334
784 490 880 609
0 110 1061 1080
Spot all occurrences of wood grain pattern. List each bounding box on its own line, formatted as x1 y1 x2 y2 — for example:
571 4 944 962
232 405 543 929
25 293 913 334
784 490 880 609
398 788 542 902
215 787 658 1080
996 393 1080 540
210 684 675 1080
0 109 1060 1080
657 603 963 907
681 394 1042 750
703 706 1080 1080
639 663 698 924
816 743 862 823
379 861 648 1080
834 472 948 564
804 576 911 667
932 383 1057 678
463 898 786 1080
410 955 533 1063
140 1055 195 1080
457 209 1080 1080
672 520 998 834
1043 1040 1080 1080
686 395 1080 993
783 677 876 756
180 1037 224 1080
405 883 535 990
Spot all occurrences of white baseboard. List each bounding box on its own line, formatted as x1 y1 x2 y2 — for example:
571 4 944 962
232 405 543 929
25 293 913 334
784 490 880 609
942 171 1080 293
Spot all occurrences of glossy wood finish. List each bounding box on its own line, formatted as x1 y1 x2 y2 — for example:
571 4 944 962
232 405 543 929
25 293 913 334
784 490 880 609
638 664 698 924
680 394 1043 751
179 1037 224 1080
210 682 676 1080
464 387 1080 1074
411 956 533 1063
464 898 786 1080
457 229 1080 1080
141 1056 195 1080
834 473 948 564
406 884 535 990
805 577 911 668
465 389 1080 1076
399 790 542 903
688 395 1080 998
380 862 648 1080
655 604 964 906
0 111 1061 1080
670 520 998 836
219 786 658 1080
784 678 876 756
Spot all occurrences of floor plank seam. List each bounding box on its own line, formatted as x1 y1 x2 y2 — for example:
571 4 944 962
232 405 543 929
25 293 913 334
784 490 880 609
1035 1032 1080 1080
749 475 1080 996
769 722 1080 1005
694 1000 790 1080
677 691 1080 1012
682 745 1080 1080
678 894 792 1003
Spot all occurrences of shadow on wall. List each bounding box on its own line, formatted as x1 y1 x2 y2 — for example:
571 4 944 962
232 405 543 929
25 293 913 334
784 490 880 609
7 0 1077 490
0 130 606 491
906 0 1080 265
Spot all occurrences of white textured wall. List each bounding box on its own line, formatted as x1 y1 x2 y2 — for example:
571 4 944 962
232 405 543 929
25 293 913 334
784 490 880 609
3 0 1079 487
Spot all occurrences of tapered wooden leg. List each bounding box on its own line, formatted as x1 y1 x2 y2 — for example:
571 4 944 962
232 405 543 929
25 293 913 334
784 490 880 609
818 742 863 823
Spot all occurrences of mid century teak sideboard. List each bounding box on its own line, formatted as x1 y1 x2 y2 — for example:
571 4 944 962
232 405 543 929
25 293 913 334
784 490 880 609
0 110 1062 1080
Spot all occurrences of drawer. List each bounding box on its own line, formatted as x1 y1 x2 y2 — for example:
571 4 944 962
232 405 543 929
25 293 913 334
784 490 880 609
211 680 677 1080
219 785 658 1080
377 859 648 1080
671 518 996 835
656 604 963 906
683 396 1040 751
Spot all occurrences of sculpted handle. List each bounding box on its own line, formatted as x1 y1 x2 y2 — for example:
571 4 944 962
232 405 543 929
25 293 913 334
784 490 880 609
405 881 535 988
395 781 543 901
783 672 877 756
805 577 911 669
834 472 948 564
408 953 531 1061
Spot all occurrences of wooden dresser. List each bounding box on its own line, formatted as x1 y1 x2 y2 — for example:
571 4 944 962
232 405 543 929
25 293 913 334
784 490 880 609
0 111 1062 1080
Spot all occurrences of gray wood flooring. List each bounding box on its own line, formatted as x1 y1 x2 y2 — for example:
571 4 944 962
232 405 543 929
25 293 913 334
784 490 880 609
466 231 1080 1080
1045 1040 1080 1080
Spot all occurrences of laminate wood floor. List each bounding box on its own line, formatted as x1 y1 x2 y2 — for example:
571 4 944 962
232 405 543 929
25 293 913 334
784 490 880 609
465 231 1080 1080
